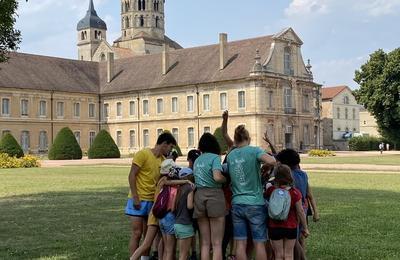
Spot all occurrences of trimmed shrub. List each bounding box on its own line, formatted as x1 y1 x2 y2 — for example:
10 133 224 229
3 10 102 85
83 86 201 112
213 127 228 154
48 127 82 160
0 153 40 168
308 149 336 157
0 133 24 158
349 136 381 151
88 130 120 159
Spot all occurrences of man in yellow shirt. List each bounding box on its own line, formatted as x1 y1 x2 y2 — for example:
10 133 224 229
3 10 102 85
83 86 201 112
125 132 177 256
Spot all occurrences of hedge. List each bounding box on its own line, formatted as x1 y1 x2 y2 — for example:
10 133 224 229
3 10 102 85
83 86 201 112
88 130 120 159
0 133 24 158
349 136 382 151
48 127 82 160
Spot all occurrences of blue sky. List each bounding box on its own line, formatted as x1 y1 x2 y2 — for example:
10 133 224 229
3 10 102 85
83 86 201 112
15 0 400 89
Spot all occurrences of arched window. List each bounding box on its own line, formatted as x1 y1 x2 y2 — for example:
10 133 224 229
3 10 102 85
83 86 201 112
155 16 159 28
284 46 293 75
125 1 130 12
94 30 98 39
81 31 85 40
142 0 146 10
140 16 144 27
84 31 87 39
98 31 102 39
344 96 349 104
125 17 130 28
100 53 106 61
154 0 159 11
138 0 145 10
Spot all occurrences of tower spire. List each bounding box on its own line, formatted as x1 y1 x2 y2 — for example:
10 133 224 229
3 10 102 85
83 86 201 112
88 0 96 15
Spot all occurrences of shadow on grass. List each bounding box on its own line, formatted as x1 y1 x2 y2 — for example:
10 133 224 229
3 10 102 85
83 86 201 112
0 187 130 260
307 187 400 260
1 186 399 260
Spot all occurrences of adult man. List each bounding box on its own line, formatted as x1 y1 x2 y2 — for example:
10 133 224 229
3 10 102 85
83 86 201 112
125 132 177 256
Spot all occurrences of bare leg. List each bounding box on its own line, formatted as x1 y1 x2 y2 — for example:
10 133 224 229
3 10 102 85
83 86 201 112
209 217 225 260
235 240 247 260
129 216 145 255
130 225 158 260
271 240 284 260
254 242 267 260
158 238 164 260
198 217 211 260
266 240 274 260
179 237 194 260
283 239 296 260
294 240 306 260
162 234 176 260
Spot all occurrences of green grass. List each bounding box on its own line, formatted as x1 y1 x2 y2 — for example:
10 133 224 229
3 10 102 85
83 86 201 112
302 154 400 165
1 167 400 259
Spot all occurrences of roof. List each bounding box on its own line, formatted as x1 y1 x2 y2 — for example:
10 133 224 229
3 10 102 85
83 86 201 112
100 35 273 94
321 86 350 100
77 0 107 31
112 47 136 59
0 52 99 94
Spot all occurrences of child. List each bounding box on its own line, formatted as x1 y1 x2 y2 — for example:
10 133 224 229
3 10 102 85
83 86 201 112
174 167 196 260
266 164 310 260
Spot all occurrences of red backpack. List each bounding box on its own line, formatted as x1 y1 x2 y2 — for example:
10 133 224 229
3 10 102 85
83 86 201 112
152 186 170 218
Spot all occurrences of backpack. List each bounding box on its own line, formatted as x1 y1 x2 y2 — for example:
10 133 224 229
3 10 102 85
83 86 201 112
268 187 291 221
152 186 170 219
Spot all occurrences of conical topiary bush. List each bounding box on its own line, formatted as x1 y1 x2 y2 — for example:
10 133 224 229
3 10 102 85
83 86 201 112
0 133 24 158
88 129 120 159
213 127 228 154
48 127 82 160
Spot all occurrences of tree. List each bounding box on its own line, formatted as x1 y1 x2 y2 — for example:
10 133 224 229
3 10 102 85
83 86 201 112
88 130 120 159
354 48 400 146
213 127 228 154
0 0 25 63
48 127 82 160
0 133 24 158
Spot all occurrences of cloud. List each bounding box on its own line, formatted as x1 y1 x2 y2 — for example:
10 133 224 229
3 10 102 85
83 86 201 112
284 0 330 17
356 0 400 17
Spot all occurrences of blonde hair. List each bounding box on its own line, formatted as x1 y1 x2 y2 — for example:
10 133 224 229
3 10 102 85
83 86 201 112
234 125 250 144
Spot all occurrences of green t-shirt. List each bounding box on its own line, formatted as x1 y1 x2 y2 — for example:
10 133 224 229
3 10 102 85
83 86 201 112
227 145 266 205
194 153 223 188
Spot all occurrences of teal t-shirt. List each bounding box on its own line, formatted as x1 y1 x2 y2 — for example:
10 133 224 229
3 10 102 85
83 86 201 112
194 153 223 188
226 146 266 205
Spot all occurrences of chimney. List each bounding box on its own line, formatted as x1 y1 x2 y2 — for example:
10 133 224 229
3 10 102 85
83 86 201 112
107 52 114 83
219 33 228 70
162 44 169 75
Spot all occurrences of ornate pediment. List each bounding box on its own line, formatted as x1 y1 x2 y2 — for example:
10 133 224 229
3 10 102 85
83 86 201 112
272 27 303 45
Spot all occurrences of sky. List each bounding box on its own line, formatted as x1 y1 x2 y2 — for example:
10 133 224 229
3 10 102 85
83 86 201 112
15 0 400 89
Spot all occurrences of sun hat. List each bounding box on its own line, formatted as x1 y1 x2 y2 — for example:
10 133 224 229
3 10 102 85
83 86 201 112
160 159 175 175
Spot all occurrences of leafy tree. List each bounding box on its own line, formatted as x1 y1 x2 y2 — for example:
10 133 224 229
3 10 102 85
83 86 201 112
48 127 82 160
0 0 26 63
213 127 228 154
354 48 400 146
88 130 120 159
0 133 24 158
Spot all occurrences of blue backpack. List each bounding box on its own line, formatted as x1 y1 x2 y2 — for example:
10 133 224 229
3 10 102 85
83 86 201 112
268 187 291 221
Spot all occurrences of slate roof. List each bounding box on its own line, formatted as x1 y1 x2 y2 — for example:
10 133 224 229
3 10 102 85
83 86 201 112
77 0 107 31
321 86 350 100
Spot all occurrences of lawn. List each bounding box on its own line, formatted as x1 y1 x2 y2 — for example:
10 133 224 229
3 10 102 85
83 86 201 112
301 154 400 165
1 167 400 259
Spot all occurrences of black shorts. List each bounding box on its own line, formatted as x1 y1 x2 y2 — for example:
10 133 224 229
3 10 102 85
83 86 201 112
269 227 297 240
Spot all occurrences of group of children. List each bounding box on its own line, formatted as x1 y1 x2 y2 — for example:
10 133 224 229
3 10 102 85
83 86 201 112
127 111 319 260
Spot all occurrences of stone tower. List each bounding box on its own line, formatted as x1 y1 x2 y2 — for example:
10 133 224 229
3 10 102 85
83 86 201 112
77 0 107 61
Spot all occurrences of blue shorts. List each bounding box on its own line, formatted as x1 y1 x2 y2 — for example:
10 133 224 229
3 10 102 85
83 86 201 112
125 199 153 217
174 224 194 239
232 204 268 242
159 212 176 235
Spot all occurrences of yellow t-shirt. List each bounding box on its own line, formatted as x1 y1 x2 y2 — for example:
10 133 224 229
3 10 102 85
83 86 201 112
128 148 164 201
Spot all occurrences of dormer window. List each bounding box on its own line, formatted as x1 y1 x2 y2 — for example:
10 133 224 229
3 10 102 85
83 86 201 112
284 46 293 75
344 96 349 104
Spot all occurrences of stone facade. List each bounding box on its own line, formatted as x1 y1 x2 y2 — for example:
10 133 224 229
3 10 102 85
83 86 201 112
359 109 380 137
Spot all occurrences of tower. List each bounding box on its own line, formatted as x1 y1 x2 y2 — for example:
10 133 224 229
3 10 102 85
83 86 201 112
77 0 107 61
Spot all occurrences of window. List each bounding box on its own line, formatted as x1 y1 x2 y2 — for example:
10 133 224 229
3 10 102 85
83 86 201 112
125 17 130 28
117 102 122 117
140 15 145 26
345 108 348 119
284 88 293 108
155 16 159 28
284 47 293 75
157 129 164 137
100 53 106 61
138 0 146 10
238 91 245 109
89 103 95 118
73 103 80 117
353 128 357 131
302 94 309 112
172 128 179 143
57 102 64 117
154 0 159 11
303 125 310 145
116 131 122 147
353 108 356 119
268 91 273 109
203 94 210 111
157 99 163 114
103 103 109 118
89 131 96 147
220 93 227 111
143 129 149 147
39 101 46 117
21 99 28 116
188 127 194 147
337 107 340 119
130 130 136 148
344 96 349 104
129 101 135 116
204 127 211 134
39 131 48 151
20 131 30 152
187 96 194 112
1 98 10 115
171 97 178 113
143 100 149 115
74 131 81 145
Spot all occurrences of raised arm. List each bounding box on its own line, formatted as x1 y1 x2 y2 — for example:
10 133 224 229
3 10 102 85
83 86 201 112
263 130 277 154
222 110 234 150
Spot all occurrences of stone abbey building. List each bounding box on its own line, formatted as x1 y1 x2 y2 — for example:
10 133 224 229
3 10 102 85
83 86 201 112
0 0 321 155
